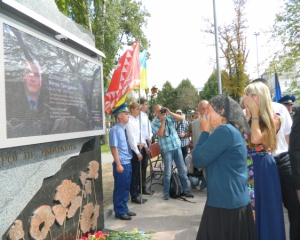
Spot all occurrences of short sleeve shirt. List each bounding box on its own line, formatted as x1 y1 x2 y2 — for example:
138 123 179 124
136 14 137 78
174 120 189 147
272 102 292 155
151 115 181 151
109 122 132 164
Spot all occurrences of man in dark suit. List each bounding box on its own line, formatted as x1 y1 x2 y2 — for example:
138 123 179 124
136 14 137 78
5 60 49 137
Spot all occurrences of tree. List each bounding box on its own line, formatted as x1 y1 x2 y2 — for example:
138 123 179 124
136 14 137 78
200 70 229 100
54 0 150 87
271 0 300 73
155 79 200 113
175 79 200 113
268 0 300 99
203 0 249 101
156 81 177 112
286 79 300 103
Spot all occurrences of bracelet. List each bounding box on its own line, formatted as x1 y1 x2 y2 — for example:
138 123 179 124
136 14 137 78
251 117 261 121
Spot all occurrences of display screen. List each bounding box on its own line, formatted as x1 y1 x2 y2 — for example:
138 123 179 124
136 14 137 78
3 23 104 143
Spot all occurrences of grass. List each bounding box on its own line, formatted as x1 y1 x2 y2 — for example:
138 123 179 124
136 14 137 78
101 144 110 153
101 132 110 153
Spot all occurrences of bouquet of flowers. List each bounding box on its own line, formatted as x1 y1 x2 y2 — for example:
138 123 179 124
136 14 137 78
78 228 156 240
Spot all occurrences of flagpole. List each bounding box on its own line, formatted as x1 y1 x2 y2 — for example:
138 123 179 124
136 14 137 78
213 0 222 94
139 87 143 204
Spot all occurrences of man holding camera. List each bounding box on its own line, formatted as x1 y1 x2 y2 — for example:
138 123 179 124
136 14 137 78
151 105 193 200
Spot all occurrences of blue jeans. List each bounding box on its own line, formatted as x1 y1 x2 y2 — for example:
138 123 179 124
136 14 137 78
188 174 206 188
161 148 189 195
113 162 132 217
188 175 200 188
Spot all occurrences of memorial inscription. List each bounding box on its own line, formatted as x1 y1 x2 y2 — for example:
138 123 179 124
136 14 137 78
0 144 77 166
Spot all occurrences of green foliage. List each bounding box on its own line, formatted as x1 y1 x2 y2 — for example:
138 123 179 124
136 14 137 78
155 79 199 113
200 70 220 100
156 81 177 111
175 79 200 113
203 0 249 101
267 0 300 101
106 230 155 240
200 70 231 100
271 0 300 72
55 0 150 87
285 78 300 103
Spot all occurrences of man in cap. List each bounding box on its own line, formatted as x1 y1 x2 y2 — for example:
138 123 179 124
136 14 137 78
174 109 189 161
278 95 296 118
109 103 136 220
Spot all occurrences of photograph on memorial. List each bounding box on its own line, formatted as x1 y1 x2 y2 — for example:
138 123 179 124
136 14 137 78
3 23 103 140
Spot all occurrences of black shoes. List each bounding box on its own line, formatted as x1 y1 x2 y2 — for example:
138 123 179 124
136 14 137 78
126 211 137 216
117 214 132 220
182 191 194 198
142 189 152 195
116 210 137 220
131 198 147 204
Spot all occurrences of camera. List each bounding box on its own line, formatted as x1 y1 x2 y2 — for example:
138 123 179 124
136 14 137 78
55 34 68 42
160 108 166 114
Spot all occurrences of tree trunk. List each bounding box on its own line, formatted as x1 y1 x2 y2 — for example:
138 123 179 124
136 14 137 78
100 0 107 45
84 0 92 33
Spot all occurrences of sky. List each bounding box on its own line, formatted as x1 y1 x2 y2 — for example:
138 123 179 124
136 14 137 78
140 0 284 90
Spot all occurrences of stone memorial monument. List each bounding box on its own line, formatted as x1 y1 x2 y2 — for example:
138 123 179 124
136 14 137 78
0 0 106 238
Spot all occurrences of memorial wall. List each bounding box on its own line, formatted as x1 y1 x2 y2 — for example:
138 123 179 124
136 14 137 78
0 0 106 238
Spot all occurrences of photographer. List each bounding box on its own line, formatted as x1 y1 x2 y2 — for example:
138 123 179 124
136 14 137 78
151 105 193 200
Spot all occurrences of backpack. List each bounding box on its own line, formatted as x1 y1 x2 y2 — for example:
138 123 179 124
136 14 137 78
170 170 183 199
169 169 196 203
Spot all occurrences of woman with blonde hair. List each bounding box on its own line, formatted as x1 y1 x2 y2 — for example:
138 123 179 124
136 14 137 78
244 81 285 240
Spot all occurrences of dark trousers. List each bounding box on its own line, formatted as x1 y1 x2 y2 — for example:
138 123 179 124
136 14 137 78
141 147 148 190
130 150 141 199
274 153 300 240
113 162 131 217
181 145 189 161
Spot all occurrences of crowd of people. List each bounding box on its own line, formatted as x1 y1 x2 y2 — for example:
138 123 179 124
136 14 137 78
109 78 300 240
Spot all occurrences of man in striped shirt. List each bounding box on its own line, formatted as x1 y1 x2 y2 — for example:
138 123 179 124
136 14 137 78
174 109 189 161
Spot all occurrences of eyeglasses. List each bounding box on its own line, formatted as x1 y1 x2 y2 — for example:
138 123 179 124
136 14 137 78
25 70 40 77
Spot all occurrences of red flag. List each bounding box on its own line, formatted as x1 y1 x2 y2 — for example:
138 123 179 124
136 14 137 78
104 41 140 114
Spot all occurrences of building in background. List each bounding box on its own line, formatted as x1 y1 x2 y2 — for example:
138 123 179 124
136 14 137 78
261 63 300 102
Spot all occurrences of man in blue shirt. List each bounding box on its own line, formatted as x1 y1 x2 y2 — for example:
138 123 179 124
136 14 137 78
151 105 193 200
109 103 136 220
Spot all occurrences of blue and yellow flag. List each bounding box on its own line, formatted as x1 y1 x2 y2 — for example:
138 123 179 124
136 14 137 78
114 49 148 108
139 49 148 89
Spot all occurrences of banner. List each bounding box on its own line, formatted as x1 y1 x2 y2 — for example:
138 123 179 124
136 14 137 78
104 41 140 114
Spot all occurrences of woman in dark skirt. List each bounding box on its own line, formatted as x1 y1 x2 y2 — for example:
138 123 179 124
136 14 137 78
192 94 257 240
